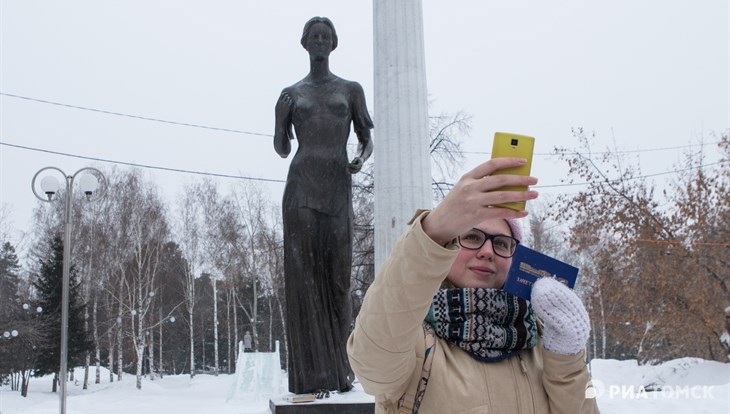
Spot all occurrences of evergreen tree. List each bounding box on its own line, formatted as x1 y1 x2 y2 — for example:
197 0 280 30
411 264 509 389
0 241 22 383
0 241 22 320
32 234 92 391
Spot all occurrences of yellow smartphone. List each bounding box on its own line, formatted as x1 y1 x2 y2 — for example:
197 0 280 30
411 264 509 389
490 132 535 211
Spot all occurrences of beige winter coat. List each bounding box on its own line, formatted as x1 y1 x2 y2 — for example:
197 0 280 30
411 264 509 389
347 211 600 414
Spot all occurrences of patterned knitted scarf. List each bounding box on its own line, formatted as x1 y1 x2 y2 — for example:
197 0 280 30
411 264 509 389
425 288 538 362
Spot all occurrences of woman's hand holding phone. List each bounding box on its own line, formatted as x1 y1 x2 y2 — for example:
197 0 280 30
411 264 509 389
422 157 538 246
489 132 536 211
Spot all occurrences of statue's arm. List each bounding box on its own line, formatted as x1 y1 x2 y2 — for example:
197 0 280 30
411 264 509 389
348 82 374 174
274 90 294 158
347 129 373 175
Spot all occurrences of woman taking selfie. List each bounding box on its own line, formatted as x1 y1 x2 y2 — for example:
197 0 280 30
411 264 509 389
348 157 599 413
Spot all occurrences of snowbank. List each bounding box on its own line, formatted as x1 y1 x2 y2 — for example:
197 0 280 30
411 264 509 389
0 358 727 414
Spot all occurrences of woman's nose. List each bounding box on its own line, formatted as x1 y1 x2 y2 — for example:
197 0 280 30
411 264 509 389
476 239 495 260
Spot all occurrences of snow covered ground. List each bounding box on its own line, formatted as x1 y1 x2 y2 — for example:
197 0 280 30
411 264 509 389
1 357 728 413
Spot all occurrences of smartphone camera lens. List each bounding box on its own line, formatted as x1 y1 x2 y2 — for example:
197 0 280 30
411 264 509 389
511 139 519 146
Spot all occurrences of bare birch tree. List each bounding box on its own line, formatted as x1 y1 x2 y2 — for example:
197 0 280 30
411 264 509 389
229 181 277 354
121 179 168 389
175 183 206 378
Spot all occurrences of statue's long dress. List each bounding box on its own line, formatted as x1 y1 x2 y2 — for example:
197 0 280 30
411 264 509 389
279 77 373 394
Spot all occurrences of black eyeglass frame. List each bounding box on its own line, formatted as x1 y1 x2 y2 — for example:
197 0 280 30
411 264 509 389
457 228 520 258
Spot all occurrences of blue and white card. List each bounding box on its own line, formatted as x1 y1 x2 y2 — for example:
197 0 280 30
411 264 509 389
503 245 579 301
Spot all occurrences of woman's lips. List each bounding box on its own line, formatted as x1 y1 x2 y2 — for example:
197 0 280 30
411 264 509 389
470 266 495 277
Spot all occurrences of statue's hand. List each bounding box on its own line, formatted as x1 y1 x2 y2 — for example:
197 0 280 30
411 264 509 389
276 91 294 112
347 157 364 174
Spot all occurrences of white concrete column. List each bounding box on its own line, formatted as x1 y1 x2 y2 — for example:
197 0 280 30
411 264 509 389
373 0 432 273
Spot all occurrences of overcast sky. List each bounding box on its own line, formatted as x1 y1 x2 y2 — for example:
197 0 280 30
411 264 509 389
1 0 728 246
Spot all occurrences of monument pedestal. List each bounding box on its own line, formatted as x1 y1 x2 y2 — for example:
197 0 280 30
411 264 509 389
269 400 375 414
269 385 375 414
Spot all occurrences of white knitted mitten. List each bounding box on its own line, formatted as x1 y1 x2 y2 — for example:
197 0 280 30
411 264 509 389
531 277 590 355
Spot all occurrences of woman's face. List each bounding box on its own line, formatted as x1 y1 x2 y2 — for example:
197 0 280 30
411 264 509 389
446 219 513 289
304 22 334 59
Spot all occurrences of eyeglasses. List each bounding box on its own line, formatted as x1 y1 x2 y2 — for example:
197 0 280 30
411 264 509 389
457 228 519 258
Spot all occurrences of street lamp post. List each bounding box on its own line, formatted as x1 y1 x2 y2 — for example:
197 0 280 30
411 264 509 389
2 330 19 340
32 166 105 414
0 329 19 390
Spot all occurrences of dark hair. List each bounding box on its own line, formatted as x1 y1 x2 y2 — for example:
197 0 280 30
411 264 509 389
300 16 338 51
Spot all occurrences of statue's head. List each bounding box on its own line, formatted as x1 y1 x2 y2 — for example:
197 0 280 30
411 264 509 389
301 16 338 52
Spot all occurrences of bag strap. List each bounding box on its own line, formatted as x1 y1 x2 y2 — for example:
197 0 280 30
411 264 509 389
398 322 436 414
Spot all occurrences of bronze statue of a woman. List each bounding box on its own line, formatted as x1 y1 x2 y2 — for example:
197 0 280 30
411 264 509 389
274 16 373 394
